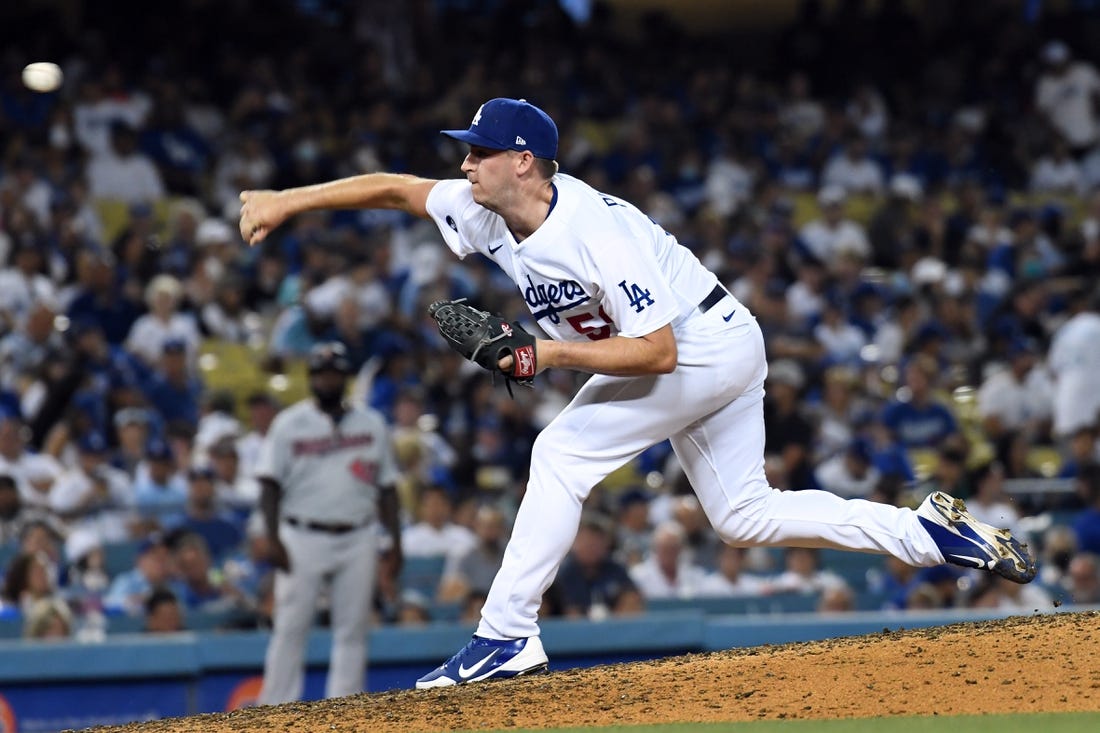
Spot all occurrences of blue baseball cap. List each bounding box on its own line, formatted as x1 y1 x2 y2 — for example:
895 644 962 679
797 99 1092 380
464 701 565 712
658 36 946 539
441 98 558 160
78 431 108 454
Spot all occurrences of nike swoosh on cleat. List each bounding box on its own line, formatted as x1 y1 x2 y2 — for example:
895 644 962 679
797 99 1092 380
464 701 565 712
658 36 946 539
722 310 736 322
947 553 994 569
488 244 504 254
458 649 500 679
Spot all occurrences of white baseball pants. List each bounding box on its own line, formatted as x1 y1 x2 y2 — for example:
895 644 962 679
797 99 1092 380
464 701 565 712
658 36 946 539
259 523 377 703
477 305 945 640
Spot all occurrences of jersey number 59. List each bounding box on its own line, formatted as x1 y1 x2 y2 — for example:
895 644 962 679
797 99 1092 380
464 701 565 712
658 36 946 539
566 307 615 341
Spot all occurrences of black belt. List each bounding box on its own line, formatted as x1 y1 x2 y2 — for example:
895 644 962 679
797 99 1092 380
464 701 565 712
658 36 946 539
698 283 729 314
285 516 364 534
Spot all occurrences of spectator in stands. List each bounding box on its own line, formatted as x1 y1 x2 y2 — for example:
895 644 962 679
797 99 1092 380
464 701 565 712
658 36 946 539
113 408 155 478
868 555 920 610
867 174 922 268
235 392 279 480
813 297 867 364
201 274 255 344
763 360 816 490
171 531 242 612
103 533 183 615
1034 40 1100 156
927 444 971 500
131 439 188 526
143 587 185 633
208 436 259 520
1072 464 1100 555
0 474 46 546
65 250 143 345
798 186 871 264
818 585 856 612
1038 525 1078 588
460 589 489 625
821 134 885 194
1058 426 1098 480
1 551 57 613
48 431 134 544
164 467 242 562
698 545 768 597
1049 291 1100 441
785 256 828 331
401 485 476 563
880 354 960 448
86 120 165 206
0 300 61 399
671 495 723 572
0 247 58 351
614 488 652 568
909 564 966 609
391 388 457 489
438 504 506 603
969 573 1052 611
143 339 203 427
768 547 849 596
630 521 709 600
964 460 1022 539
140 86 210 197
548 513 643 620
1065 553 1100 604
1030 140 1084 195
812 365 867 462
977 338 1053 443
16 521 63 576
0 412 63 513
125 275 201 366
394 589 432 626
22 597 73 639
814 437 881 498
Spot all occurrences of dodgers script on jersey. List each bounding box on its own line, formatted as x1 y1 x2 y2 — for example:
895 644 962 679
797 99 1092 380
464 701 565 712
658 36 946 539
253 400 399 526
426 174 726 341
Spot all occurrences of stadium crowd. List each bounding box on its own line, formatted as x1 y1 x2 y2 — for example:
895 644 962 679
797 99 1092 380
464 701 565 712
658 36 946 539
3 0 1100 641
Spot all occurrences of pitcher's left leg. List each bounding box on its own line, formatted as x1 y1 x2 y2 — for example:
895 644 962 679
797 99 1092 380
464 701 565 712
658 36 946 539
671 382 945 566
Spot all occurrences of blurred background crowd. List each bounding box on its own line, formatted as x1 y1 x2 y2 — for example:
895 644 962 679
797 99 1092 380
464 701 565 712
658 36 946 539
2 0 1100 642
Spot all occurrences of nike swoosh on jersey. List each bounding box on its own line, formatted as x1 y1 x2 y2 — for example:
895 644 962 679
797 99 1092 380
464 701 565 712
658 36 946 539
488 243 504 254
458 649 500 679
722 309 736 322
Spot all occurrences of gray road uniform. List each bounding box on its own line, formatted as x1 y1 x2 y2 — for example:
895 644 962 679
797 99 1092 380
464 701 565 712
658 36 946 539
255 398 398 704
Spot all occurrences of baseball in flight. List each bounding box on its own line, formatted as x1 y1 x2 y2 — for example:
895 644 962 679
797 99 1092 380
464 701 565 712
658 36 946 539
22 62 63 92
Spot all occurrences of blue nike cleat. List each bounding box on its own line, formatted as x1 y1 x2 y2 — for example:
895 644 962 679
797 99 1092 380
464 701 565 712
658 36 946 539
415 635 549 689
916 491 1037 583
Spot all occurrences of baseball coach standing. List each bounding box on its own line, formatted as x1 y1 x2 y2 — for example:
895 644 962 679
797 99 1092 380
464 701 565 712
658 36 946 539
255 342 402 704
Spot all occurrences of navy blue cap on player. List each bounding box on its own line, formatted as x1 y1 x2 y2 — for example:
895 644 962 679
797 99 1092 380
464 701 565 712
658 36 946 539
441 98 558 160
307 341 352 374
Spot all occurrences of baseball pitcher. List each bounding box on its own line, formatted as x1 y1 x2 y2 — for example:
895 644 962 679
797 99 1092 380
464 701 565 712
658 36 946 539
240 98 1036 689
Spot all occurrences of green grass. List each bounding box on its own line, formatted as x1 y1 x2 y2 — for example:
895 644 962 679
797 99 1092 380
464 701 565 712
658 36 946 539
468 712 1100 733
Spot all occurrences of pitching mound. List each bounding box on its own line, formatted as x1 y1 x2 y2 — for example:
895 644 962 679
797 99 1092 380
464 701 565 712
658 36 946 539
94 612 1100 733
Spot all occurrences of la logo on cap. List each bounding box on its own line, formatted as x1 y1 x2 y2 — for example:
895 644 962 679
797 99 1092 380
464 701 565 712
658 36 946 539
472 104 484 126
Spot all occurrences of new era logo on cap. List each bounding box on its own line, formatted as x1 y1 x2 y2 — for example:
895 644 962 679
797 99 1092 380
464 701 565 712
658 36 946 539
441 98 558 160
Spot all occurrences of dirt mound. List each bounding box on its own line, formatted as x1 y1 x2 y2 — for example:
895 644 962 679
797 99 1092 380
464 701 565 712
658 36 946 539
93 612 1100 733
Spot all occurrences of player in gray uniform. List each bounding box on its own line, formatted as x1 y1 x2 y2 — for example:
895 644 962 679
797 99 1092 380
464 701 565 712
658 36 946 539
239 98 1036 689
255 342 401 703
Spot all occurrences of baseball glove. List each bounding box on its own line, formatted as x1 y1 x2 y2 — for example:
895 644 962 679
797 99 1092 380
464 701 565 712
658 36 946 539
428 299 537 391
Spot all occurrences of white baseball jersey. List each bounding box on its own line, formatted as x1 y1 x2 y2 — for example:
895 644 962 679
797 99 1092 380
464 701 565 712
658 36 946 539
426 173 724 340
254 400 398 525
